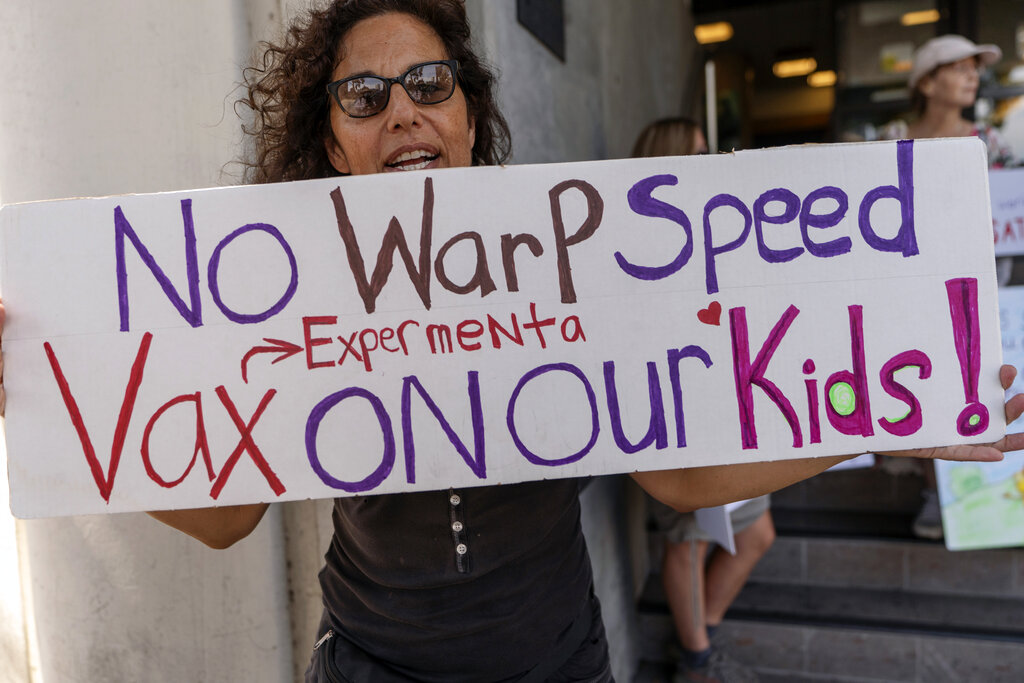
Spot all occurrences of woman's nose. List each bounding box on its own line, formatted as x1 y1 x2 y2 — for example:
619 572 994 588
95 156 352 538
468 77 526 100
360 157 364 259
384 82 421 130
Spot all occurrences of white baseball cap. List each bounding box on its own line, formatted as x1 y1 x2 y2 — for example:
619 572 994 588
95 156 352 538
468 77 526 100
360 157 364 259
908 34 1002 89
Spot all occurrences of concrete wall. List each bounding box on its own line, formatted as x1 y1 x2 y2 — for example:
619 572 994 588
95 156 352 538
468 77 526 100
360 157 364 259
471 0 692 165
0 1 694 681
0 441 33 683
0 2 294 682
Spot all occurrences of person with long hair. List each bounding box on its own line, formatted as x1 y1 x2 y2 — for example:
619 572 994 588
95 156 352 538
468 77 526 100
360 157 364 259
14 3 1015 680
632 117 709 158
635 117 768 683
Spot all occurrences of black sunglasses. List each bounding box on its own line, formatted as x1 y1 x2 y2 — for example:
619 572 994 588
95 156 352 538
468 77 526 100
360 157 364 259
326 59 460 118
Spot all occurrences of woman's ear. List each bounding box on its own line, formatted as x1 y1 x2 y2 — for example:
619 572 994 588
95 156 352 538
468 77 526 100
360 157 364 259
324 135 351 175
918 75 935 99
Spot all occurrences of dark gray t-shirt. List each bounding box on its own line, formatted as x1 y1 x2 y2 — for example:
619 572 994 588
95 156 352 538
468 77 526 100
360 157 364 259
318 479 593 681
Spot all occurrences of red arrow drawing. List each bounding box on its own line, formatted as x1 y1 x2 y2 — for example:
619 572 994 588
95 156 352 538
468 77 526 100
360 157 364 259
241 338 303 383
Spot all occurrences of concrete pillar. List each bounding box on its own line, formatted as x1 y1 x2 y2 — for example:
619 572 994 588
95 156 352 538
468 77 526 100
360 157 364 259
0 2 293 681
0 441 34 683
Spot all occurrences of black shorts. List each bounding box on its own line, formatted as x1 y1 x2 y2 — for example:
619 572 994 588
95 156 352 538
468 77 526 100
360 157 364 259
305 593 614 683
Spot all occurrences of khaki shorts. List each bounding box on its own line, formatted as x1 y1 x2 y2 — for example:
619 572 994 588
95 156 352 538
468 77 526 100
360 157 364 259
650 494 770 545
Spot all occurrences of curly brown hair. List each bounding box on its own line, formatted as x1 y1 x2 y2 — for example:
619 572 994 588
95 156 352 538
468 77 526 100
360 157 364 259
237 0 511 183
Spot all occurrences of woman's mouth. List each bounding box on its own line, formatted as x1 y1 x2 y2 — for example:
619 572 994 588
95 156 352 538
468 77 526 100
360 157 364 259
386 150 439 172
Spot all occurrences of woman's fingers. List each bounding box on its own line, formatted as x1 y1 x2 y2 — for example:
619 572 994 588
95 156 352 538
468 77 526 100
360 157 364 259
995 429 1024 452
914 444 1004 462
1000 363 1017 391
1005 391 1024 426
1001 364 1024 428
997 363 1024 458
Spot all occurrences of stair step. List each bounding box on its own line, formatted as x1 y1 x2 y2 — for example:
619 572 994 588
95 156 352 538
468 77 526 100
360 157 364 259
750 536 1024 598
639 574 1024 640
632 660 671 683
730 582 1024 638
648 535 1024 601
772 467 925 514
635 663 841 683
771 507 917 539
634 619 1024 683
637 466 1024 680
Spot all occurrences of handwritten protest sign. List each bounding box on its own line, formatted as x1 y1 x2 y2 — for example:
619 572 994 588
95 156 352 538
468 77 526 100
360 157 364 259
0 139 1003 518
991 168 1024 257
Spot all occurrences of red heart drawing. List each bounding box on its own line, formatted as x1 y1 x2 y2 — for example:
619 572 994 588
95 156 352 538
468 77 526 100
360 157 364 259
697 301 722 326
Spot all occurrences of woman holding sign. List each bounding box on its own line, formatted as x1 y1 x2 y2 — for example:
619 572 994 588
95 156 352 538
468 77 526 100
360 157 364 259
4 2 1014 681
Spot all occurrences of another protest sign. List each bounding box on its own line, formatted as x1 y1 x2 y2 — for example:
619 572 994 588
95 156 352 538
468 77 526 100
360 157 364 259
991 167 1024 257
0 138 1004 518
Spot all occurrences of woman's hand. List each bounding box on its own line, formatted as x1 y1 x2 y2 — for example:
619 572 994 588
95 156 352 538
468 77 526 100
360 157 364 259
877 364 1024 463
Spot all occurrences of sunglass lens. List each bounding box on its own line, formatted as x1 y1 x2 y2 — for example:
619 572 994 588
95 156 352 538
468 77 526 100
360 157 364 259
340 77 389 117
404 63 454 105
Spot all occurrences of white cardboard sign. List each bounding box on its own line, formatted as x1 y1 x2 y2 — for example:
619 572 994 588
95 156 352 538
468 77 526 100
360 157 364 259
991 168 1024 257
0 139 1004 518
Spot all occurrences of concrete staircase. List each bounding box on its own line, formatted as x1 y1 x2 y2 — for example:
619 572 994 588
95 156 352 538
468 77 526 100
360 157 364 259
634 467 1024 682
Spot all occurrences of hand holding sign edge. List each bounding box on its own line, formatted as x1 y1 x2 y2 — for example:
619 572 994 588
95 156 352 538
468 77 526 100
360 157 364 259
875 363 1024 463
632 364 1024 513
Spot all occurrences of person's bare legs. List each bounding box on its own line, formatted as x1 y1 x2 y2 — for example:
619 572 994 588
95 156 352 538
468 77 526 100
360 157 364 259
662 537 711 651
662 511 776 648
704 510 775 629
662 511 774 681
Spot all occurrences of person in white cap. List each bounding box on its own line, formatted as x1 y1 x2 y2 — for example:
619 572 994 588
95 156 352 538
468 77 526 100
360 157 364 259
902 34 1014 167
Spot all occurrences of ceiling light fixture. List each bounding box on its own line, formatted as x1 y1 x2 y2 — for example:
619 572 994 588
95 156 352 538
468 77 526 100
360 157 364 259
901 9 940 26
773 57 817 78
807 70 837 87
694 21 733 45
